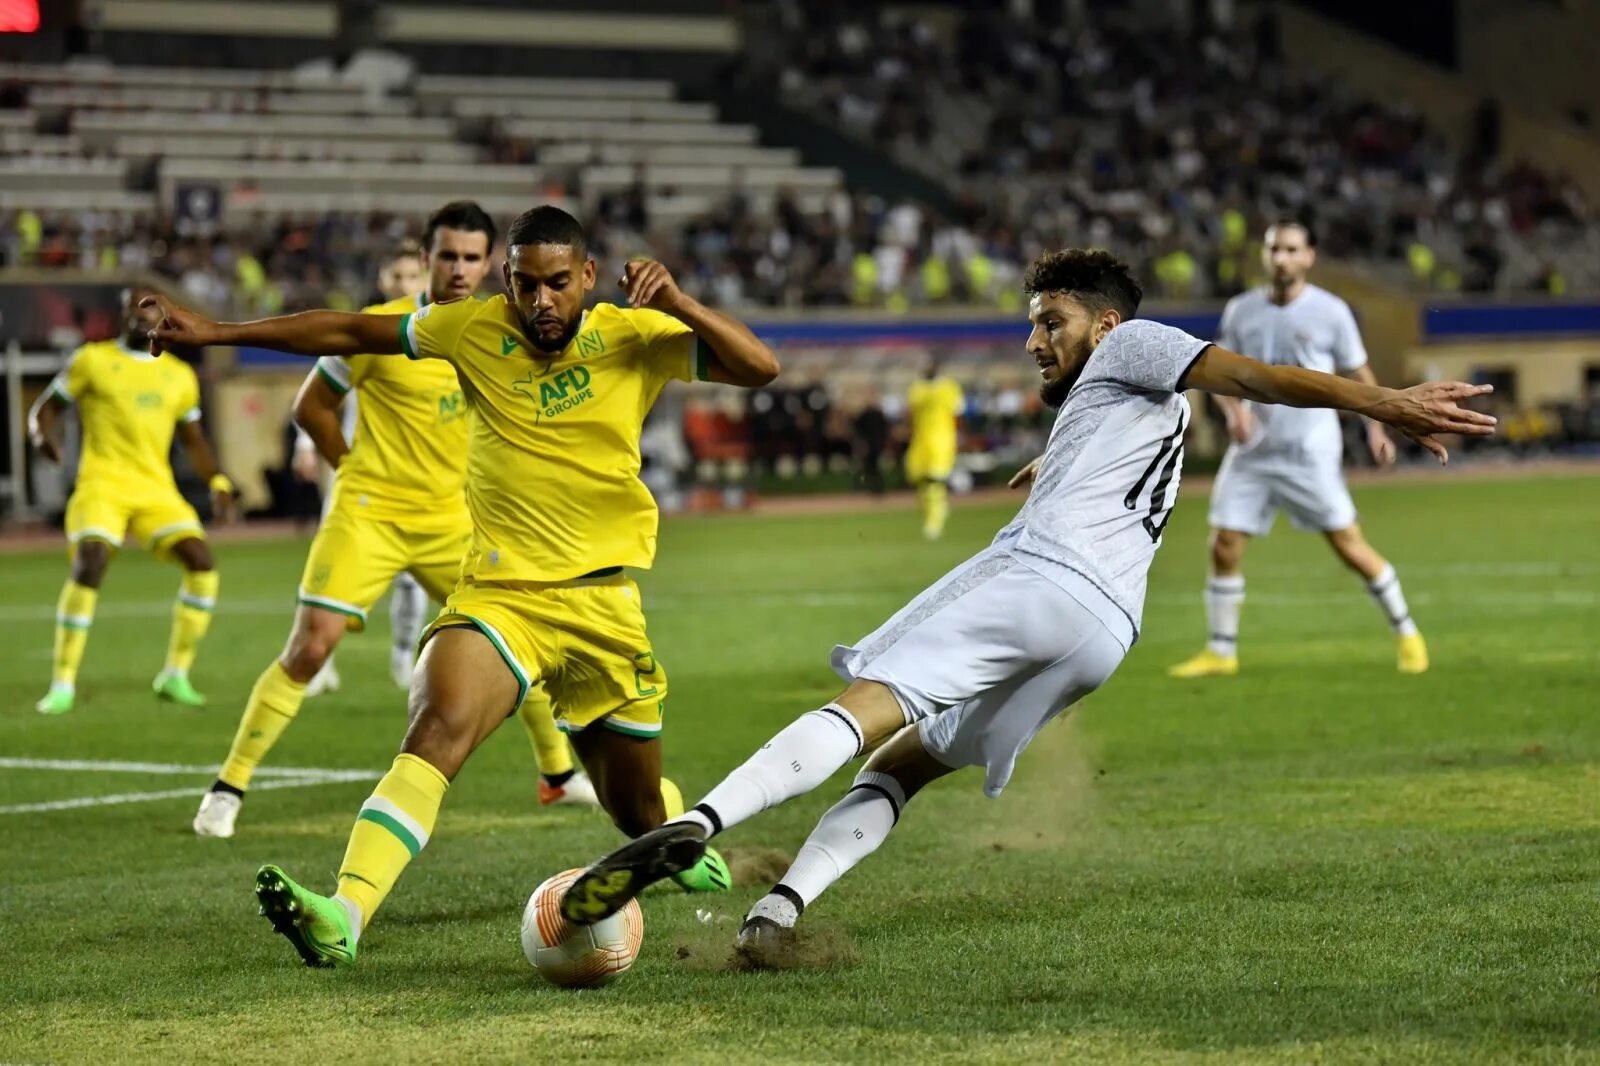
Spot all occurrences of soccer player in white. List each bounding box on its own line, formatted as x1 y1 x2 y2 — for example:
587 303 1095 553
1169 222 1429 678
557 249 1495 950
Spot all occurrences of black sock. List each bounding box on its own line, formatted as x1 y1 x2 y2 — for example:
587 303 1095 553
210 779 244 798
541 768 575 788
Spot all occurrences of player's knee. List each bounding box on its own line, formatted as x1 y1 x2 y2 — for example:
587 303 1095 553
281 620 341 681
71 541 111 587
176 541 215 572
399 705 475 779
1210 530 1245 574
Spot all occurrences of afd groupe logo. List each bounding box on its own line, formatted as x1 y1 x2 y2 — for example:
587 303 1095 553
513 365 594 422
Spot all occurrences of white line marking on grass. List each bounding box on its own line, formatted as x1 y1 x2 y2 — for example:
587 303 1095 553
0 772 378 815
0 757 377 777
0 598 291 624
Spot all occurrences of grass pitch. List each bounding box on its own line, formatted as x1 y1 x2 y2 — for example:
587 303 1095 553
2 472 1597 1064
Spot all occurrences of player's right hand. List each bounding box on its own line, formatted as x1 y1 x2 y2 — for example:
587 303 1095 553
140 295 219 351
1225 406 1257 443
31 432 61 464
1008 456 1042 489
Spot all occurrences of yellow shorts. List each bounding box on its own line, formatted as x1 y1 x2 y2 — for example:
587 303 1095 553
906 440 956 484
66 484 203 559
298 504 471 631
421 571 667 738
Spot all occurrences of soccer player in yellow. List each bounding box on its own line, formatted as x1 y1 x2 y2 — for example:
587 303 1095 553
193 202 595 840
905 362 964 539
28 286 235 714
146 205 780 967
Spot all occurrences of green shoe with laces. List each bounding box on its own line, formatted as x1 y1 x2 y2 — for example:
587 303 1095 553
672 845 732 894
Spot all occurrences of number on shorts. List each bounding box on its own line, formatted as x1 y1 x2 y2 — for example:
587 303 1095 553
633 651 659 698
1123 411 1188 543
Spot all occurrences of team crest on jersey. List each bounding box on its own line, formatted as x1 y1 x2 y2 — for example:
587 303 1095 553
512 365 594 422
576 329 606 358
309 563 331 591
437 390 466 424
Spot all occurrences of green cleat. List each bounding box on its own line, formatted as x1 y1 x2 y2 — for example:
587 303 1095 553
35 688 75 715
152 669 206 707
673 845 732 894
254 864 357 968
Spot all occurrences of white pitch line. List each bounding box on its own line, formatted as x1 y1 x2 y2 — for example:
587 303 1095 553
0 771 379 815
0 757 378 778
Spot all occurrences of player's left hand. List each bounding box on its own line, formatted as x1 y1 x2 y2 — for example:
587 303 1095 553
1008 456 1043 489
1367 424 1396 467
619 259 685 314
1370 382 1496 464
211 486 238 524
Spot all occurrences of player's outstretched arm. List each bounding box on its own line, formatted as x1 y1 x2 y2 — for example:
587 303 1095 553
619 259 780 387
142 296 405 359
1184 345 1496 463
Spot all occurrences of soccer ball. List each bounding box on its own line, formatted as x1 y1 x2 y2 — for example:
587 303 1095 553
521 868 644 988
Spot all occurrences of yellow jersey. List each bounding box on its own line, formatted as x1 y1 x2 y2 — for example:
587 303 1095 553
907 377 964 447
400 297 709 582
313 292 469 524
48 339 200 491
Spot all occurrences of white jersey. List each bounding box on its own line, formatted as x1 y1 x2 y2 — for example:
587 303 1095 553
994 318 1210 646
1217 284 1367 461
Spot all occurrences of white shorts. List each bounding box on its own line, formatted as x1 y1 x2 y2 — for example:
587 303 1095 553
1207 449 1356 536
831 549 1125 797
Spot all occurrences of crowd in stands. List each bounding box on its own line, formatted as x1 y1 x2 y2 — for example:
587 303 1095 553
774 3 1598 299
4 2 1597 312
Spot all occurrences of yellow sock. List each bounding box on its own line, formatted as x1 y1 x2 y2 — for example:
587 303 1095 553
336 753 449 928
921 482 949 535
51 580 98 687
218 660 307 791
164 569 219 673
517 685 573 778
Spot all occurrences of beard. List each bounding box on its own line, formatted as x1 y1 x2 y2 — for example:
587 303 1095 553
1037 341 1091 408
527 312 583 354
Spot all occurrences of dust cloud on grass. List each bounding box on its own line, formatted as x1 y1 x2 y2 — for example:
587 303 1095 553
672 912 860 973
970 709 1103 854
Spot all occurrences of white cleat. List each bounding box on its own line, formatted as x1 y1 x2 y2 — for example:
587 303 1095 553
539 770 601 808
389 648 415 690
305 659 341 698
193 790 242 838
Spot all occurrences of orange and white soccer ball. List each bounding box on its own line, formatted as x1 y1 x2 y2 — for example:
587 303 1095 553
521 868 644 987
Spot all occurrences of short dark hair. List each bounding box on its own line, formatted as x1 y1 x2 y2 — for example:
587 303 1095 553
1265 218 1317 247
1023 249 1143 320
386 238 423 265
506 205 587 257
424 200 497 252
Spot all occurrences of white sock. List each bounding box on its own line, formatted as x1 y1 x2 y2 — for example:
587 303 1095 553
673 704 867 838
1365 564 1418 636
332 892 365 943
1205 574 1245 656
776 770 906 908
388 573 428 656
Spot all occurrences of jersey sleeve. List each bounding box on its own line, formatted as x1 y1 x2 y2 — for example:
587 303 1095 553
1098 319 1211 394
632 308 711 384
399 299 475 363
48 347 93 404
313 355 355 395
1330 301 1369 372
